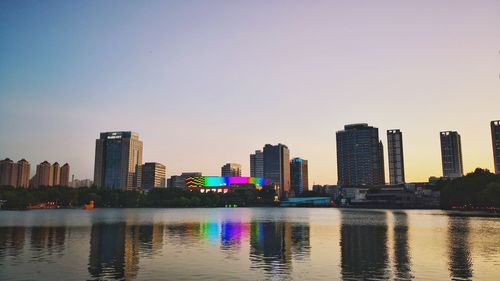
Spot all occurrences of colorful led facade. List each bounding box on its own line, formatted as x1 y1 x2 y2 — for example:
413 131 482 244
185 176 271 189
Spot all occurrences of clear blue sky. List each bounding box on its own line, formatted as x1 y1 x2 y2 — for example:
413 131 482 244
1 0 499 184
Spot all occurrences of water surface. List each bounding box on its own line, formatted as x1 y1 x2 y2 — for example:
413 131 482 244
0 208 498 280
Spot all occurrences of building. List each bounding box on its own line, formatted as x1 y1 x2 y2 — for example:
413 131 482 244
0 158 18 187
60 163 70 186
70 178 93 188
440 131 463 179
221 163 241 177
16 159 31 188
336 124 385 187
93 131 143 190
263 144 290 199
52 162 61 186
387 129 405 185
290 157 308 196
491 120 500 174
141 162 166 189
280 197 332 207
33 161 53 187
184 176 270 193
250 150 264 178
168 172 202 189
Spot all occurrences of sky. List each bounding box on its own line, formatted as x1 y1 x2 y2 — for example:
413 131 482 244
1 0 499 184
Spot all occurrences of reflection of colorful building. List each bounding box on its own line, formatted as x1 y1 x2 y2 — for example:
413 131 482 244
185 176 271 193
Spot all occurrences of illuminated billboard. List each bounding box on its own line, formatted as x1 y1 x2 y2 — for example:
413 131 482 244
185 176 271 189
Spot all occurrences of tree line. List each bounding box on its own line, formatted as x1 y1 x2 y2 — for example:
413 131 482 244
437 168 500 209
0 185 279 210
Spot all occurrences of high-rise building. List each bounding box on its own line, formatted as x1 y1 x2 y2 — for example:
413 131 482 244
387 129 405 185
263 144 290 198
290 157 308 196
93 131 143 190
141 162 166 189
250 150 264 178
0 158 18 187
440 131 463 179
336 124 385 186
491 120 500 174
34 161 54 187
167 172 202 189
221 163 241 177
60 163 70 186
52 162 61 186
16 159 31 188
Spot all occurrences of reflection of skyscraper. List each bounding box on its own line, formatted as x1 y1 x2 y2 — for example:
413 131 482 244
30 226 66 255
88 223 139 280
290 224 311 261
137 224 164 255
250 221 292 275
447 217 473 281
340 210 389 280
0 226 26 259
94 131 143 190
393 212 413 280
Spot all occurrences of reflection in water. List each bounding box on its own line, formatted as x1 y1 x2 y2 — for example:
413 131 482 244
88 223 139 281
448 217 473 281
0 227 26 259
249 221 311 276
340 210 389 280
0 209 498 281
30 226 66 258
393 212 413 280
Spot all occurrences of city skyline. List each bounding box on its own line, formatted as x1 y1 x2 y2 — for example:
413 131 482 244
1 1 500 184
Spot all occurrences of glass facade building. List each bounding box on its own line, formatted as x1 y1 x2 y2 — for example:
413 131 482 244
94 131 143 190
387 129 405 185
263 144 290 199
290 157 308 196
250 150 264 178
336 124 385 187
440 131 463 179
491 120 500 174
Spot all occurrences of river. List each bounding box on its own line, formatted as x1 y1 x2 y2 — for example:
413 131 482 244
0 208 498 280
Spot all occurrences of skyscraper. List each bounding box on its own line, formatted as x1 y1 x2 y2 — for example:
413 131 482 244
440 131 463 179
221 163 242 177
491 120 500 174
94 131 143 190
52 162 61 186
33 161 53 187
387 129 405 185
16 159 31 188
263 144 290 198
0 158 18 187
336 124 385 186
250 150 264 178
60 163 70 186
141 162 166 189
290 157 308 196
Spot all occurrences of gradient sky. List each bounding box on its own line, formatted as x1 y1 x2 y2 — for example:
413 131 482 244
1 0 499 184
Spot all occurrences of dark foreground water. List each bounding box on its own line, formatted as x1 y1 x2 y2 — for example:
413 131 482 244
0 208 499 281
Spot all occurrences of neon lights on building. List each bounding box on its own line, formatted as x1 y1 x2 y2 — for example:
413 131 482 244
185 176 271 189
